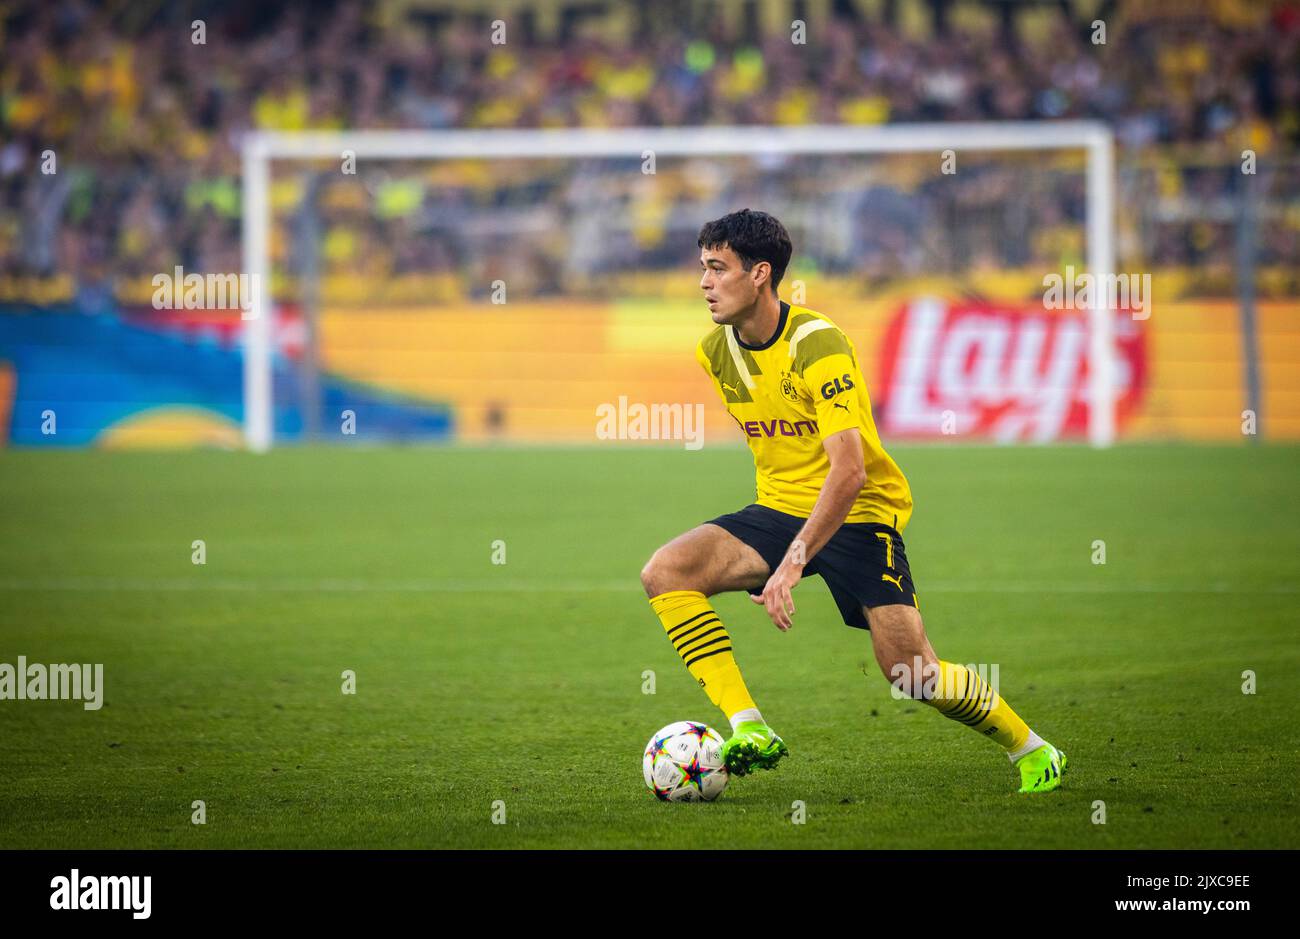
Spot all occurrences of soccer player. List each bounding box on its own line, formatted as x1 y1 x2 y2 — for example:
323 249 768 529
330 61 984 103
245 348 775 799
640 209 1067 793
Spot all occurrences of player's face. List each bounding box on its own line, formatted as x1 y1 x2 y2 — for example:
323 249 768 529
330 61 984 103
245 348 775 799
699 245 763 325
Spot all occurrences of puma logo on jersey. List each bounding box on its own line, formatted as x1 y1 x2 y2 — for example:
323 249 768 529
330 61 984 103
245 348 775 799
832 401 850 412
721 381 739 395
881 573 904 591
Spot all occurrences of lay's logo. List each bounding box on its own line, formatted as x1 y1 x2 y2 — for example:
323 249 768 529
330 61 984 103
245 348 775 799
876 298 1146 442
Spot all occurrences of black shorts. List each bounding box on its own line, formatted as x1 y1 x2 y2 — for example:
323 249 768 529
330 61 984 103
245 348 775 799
704 503 918 630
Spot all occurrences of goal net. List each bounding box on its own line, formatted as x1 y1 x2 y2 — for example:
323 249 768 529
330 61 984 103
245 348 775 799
240 123 1116 451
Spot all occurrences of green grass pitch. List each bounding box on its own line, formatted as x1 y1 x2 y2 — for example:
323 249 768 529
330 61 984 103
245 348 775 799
1 443 1297 849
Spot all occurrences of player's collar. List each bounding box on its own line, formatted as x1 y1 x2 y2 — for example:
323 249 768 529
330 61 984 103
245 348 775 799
732 300 789 352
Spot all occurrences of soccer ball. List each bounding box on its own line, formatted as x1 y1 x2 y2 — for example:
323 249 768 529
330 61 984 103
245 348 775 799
643 721 729 802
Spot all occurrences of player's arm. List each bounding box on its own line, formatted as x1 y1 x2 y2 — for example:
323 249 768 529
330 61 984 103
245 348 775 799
751 427 866 631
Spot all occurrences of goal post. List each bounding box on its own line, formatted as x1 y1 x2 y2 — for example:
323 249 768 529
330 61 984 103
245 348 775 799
240 121 1116 451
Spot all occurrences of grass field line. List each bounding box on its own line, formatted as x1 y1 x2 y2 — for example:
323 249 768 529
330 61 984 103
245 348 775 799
0 576 1295 595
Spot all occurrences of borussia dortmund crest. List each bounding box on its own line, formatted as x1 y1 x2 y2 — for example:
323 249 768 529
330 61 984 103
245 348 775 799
780 374 800 402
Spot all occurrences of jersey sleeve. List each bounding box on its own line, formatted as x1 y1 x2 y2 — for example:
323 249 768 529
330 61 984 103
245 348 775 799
694 339 711 376
695 339 725 403
802 349 863 440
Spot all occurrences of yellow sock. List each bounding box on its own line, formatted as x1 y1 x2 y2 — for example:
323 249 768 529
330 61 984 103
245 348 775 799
923 660 1030 752
650 590 757 720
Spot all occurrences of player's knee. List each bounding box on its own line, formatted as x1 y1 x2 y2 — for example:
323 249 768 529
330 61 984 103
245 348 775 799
639 549 673 598
640 546 694 598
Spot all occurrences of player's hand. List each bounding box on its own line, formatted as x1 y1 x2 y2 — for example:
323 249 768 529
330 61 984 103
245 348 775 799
752 557 803 631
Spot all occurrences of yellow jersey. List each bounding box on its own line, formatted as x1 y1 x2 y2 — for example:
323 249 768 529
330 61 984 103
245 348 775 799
695 300 913 529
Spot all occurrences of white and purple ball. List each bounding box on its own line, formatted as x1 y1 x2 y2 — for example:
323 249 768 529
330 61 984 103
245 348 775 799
643 721 729 802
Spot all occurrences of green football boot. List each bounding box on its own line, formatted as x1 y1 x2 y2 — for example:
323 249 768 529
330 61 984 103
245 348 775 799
1015 742 1068 793
721 721 789 777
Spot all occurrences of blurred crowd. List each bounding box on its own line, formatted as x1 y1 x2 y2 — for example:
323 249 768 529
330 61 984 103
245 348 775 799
1 0 1298 296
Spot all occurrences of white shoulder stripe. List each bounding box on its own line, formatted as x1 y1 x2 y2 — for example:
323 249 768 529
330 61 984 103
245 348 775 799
788 318 834 358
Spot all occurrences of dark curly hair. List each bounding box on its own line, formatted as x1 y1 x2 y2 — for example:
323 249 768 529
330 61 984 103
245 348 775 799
697 209 793 295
